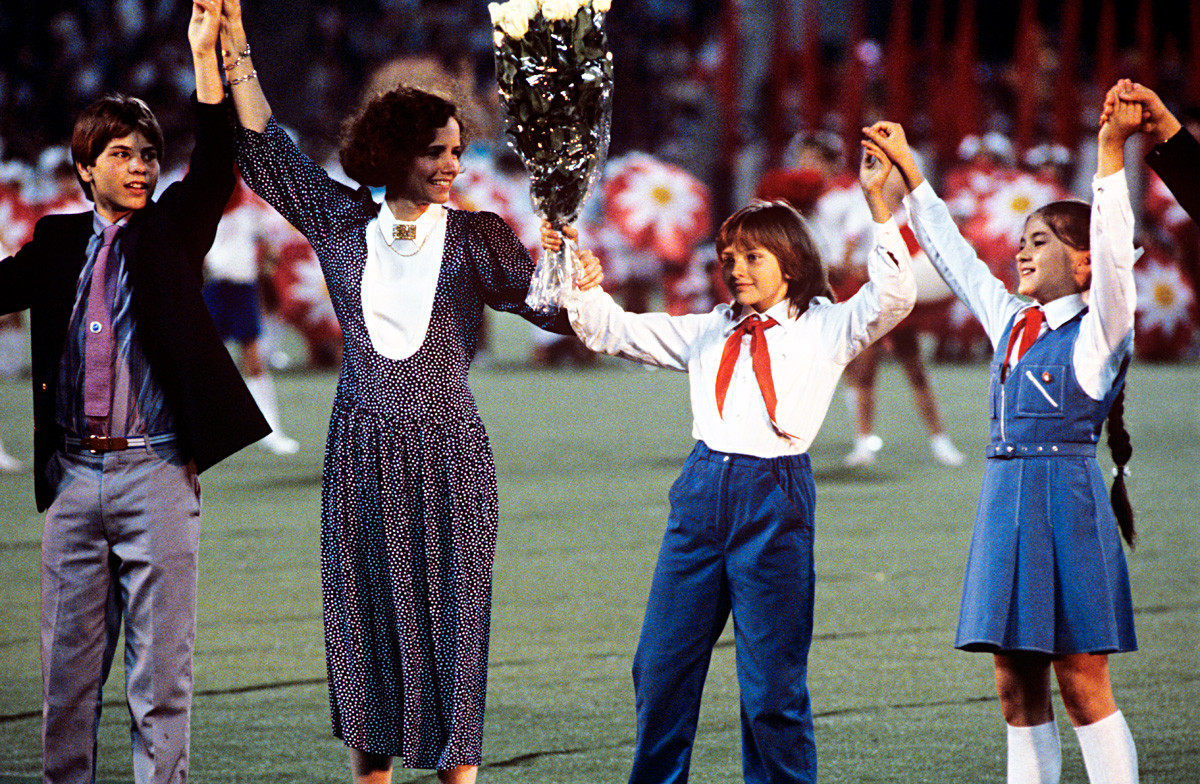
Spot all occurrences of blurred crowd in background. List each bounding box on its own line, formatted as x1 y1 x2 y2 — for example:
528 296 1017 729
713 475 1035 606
1 0 1198 375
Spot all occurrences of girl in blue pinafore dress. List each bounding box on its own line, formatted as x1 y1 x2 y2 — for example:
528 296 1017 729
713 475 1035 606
863 86 1145 784
221 5 570 780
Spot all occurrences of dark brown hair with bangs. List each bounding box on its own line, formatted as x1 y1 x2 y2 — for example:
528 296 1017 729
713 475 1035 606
70 94 164 201
715 199 834 317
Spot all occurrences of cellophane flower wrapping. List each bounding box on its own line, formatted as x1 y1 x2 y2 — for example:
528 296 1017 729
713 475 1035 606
491 0 614 312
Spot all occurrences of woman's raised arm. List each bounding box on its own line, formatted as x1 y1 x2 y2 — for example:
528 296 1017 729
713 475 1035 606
219 0 272 131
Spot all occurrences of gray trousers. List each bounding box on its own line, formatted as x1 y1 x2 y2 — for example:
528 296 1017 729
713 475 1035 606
40 444 201 784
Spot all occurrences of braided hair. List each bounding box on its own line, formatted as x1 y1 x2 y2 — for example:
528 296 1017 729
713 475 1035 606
1106 382 1136 548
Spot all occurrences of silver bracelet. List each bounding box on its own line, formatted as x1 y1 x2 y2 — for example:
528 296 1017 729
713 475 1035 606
223 44 252 72
228 69 258 87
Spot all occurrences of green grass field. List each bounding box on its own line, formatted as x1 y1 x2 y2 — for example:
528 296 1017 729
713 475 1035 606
1 314 1197 783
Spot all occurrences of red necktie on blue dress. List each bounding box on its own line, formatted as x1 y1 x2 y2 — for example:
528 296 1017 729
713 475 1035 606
714 314 797 438
84 224 121 432
1001 306 1044 382
1005 306 1045 364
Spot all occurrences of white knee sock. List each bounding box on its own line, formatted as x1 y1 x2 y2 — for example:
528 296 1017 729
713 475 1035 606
1074 711 1138 784
245 373 282 431
1007 720 1061 784
0 329 24 377
842 386 860 421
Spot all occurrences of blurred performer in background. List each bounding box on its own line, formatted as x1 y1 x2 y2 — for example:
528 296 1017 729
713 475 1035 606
203 179 300 454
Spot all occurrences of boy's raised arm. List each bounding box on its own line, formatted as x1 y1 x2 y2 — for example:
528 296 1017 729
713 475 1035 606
189 0 224 104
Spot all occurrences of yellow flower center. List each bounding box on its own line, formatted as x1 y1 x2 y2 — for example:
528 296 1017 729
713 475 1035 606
651 185 673 206
1009 195 1031 213
1153 282 1176 309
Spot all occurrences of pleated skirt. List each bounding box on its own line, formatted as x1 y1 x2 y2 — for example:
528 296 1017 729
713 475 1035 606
955 455 1137 655
320 401 499 768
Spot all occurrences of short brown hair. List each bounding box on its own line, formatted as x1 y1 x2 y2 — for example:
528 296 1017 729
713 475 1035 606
71 94 164 200
338 87 464 189
716 200 834 317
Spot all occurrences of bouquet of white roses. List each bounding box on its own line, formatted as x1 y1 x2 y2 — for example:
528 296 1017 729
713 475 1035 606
490 0 614 312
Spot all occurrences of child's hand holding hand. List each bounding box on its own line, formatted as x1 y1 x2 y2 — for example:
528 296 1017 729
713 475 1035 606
189 0 223 54
861 121 924 192
1100 79 1182 146
1099 92 1143 146
539 221 604 291
575 249 604 291
859 142 893 197
540 220 569 253
859 143 895 224
1098 83 1145 177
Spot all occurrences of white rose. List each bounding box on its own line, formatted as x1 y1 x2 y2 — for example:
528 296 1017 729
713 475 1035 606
592 0 611 13
515 0 540 23
539 0 578 22
496 2 530 38
488 2 504 26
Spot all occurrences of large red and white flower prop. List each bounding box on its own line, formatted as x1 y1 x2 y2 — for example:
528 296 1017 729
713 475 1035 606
451 159 544 257
0 185 36 257
1143 172 1191 237
270 237 342 362
450 162 513 217
1134 252 1197 361
953 169 1069 290
247 188 343 362
976 172 1066 244
603 152 711 265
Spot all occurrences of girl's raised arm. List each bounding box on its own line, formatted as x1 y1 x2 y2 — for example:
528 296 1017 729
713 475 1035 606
861 122 925 193
1098 88 1143 177
866 121 1019 344
858 142 896 225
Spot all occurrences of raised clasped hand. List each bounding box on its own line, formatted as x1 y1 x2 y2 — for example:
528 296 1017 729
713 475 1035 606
189 0 223 52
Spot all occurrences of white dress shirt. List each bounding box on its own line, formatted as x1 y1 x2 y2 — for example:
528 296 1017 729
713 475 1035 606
361 202 448 360
905 171 1136 400
565 218 916 457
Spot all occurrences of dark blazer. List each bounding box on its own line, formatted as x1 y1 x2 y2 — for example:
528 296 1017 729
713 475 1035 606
1146 127 1200 227
0 98 269 510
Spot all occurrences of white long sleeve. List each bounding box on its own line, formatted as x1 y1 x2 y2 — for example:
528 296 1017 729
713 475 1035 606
565 218 916 456
904 172 1136 400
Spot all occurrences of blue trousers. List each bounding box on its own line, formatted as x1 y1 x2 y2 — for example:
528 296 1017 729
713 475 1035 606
629 442 817 784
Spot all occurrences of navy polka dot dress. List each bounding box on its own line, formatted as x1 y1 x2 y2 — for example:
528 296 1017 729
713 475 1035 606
236 119 568 769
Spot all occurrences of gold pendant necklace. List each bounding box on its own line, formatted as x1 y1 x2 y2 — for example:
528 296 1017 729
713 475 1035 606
381 214 439 257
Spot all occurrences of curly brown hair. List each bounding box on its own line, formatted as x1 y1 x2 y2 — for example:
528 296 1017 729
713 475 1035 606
338 87 465 189
70 94 164 201
716 200 834 318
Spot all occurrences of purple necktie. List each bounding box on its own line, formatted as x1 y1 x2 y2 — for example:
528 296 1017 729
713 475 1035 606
84 224 121 430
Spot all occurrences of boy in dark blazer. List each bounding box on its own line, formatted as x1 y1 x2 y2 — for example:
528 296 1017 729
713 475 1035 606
0 2 268 781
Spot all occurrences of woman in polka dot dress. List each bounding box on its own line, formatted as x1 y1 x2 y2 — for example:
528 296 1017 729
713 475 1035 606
219 3 571 782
